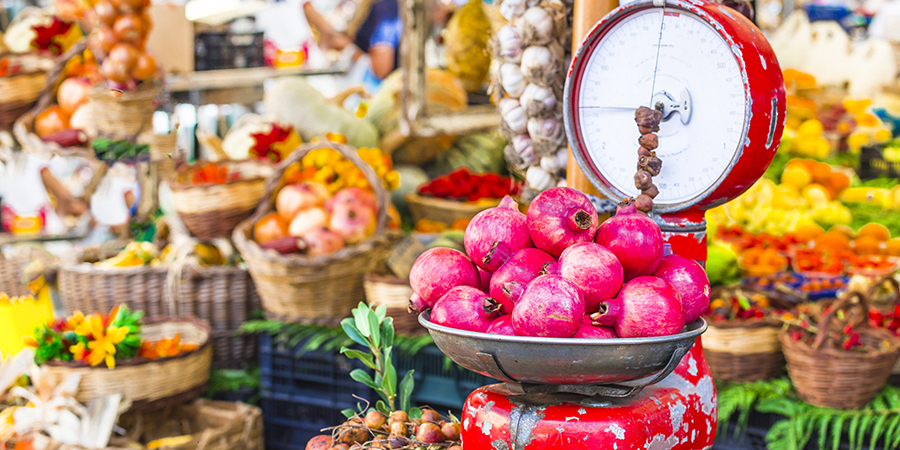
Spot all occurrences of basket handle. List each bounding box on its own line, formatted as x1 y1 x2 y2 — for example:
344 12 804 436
250 139 388 237
865 276 900 308
812 291 869 351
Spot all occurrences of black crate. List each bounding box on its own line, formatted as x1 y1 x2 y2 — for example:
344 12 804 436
394 344 495 415
194 31 265 71
262 392 353 450
859 144 900 180
258 333 372 405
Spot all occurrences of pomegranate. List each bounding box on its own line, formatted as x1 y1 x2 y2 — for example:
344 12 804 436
501 281 526 306
253 212 290 244
57 77 91 114
329 202 376 244
653 254 710 324
465 196 532 271
592 276 685 338
556 242 624 313
489 248 556 314
574 316 618 339
326 187 377 213
478 267 492 293
526 187 600 257
594 201 664 281
276 182 329 220
512 275 584 338
486 315 516 336
289 207 328 237
299 227 345 257
430 286 500 333
408 248 480 312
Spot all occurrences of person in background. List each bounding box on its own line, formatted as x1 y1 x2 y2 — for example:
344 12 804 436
303 0 402 88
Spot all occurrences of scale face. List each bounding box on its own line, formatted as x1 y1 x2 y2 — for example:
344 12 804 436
564 0 786 214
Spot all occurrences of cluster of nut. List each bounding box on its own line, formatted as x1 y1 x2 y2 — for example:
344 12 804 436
306 409 462 450
633 106 664 213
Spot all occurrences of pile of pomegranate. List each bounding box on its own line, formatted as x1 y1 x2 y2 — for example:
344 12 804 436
408 187 711 339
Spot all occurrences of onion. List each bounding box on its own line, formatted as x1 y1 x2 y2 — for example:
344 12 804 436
113 14 144 45
90 26 117 55
35 106 71 138
102 58 132 83
69 104 91 131
108 43 139 70
132 52 157 80
57 77 92 114
253 212 290 245
94 0 119 26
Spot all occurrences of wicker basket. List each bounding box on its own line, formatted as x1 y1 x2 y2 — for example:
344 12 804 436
40 316 212 411
364 271 424 336
405 193 498 225
170 160 272 241
13 39 94 159
780 291 900 409
703 320 784 382
0 252 29 297
57 261 260 369
86 81 160 140
30 399 263 450
233 140 396 324
0 52 53 131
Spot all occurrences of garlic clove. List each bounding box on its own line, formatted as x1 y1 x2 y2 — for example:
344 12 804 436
497 25 523 62
499 63 526 98
526 165 556 191
518 7 555 46
499 0 527 21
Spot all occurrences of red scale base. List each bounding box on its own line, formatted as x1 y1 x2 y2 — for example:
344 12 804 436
460 341 717 450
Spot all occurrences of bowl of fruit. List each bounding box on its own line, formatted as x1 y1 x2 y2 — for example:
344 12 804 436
405 169 522 226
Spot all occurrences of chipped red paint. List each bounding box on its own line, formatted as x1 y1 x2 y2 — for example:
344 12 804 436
566 0 786 213
461 343 716 450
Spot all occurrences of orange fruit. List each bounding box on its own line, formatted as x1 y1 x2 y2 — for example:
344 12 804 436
884 238 900 257
852 235 883 255
857 223 891 242
795 223 825 242
826 172 851 194
815 231 851 251
829 224 856 240
810 162 833 185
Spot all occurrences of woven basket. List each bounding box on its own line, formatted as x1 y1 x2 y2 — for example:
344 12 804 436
780 291 900 409
57 261 260 369
233 140 396 324
40 316 212 412
364 271 424 336
703 320 784 382
0 253 29 297
0 52 53 131
170 160 272 242
86 81 160 140
13 39 94 159
405 193 498 225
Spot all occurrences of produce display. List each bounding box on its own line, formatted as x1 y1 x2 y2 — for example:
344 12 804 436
87 0 158 91
249 122 303 164
91 137 149 163
95 241 230 268
282 143 400 195
409 187 710 339
23 304 196 369
705 291 787 323
416 168 521 202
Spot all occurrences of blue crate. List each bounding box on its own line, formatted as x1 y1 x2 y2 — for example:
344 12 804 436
258 333 372 405
262 392 354 450
395 344 496 414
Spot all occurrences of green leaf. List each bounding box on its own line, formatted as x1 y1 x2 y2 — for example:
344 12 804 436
375 304 387 322
886 415 900 448
409 407 423 420
353 306 371 338
368 309 381 348
350 369 379 390
341 348 377 370
833 415 846 450
849 414 860 450
738 296 751 311
399 370 415 412
859 415 875 450
383 350 397 401
342 409 356 418
870 414 888 450
376 400 390 416
818 414 830 450
341 318 368 347
382 317 394 349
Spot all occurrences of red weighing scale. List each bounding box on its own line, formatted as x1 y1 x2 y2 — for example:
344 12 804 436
419 0 786 448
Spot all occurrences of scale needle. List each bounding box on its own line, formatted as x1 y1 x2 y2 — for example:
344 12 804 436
649 2 667 104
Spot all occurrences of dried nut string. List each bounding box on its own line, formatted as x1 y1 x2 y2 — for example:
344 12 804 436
633 106 664 213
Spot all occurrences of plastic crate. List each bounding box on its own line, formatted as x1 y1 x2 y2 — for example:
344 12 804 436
859 145 900 180
194 31 265 71
258 333 372 405
262 392 352 450
394 344 496 414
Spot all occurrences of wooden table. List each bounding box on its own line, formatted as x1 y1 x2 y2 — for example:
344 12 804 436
165 65 348 105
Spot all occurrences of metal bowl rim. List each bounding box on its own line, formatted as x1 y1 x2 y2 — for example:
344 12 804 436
418 312 707 345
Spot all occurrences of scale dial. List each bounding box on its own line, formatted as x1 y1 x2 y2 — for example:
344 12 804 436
564 0 786 213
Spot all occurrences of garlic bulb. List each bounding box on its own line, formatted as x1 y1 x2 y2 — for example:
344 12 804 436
499 98 527 135
526 166 556 191
500 0 526 21
528 117 565 156
540 148 568 172
520 45 560 87
499 63 526 98
556 178 567 187
519 83 557 116
519 7 555 46
512 134 538 166
497 25 523 63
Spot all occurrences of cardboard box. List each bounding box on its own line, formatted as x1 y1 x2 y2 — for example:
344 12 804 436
146 3 194 74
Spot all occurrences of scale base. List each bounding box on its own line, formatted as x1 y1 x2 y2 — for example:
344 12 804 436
460 341 716 450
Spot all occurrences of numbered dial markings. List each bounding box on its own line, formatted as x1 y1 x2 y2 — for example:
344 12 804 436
576 8 747 204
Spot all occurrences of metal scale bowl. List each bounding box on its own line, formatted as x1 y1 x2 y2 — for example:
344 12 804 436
419 312 707 398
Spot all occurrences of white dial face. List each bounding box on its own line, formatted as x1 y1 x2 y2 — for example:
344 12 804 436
576 8 747 205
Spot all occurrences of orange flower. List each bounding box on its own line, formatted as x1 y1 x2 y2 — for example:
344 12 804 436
84 314 128 369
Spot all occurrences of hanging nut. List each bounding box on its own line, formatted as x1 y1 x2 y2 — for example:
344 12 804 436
635 194 654 212
634 170 654 190
638 146 653 157
638 125 658 135
642 184 659 198
639 156 662 176
639 133 659 150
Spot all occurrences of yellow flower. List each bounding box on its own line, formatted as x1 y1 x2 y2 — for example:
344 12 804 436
70 342 87 361
67 311 92 336
22 335 37 348
856 112 879 128
84 314 128 369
